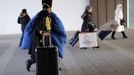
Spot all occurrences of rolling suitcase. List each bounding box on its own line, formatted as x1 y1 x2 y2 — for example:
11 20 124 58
79 32 98 48
36 34 59 75
98 30 111 40
69 31 80 47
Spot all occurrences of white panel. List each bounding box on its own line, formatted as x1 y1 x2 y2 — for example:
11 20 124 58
0 0 41 35
0 0 89 35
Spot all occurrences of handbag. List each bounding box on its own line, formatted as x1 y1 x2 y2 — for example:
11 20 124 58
120 18 125 25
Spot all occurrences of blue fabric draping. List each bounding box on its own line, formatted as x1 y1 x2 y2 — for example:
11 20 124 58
20 11 67 58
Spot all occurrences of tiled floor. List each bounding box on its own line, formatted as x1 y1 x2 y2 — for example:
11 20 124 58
0 29 134 75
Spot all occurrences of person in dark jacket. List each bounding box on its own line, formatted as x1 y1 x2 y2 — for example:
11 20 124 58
81 5 96 32
20 3 66 71
17 9 30 46
80 5 99 49
18 9 30 33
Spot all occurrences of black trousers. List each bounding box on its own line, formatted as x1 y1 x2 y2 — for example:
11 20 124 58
27 45 36 64
111 31 127 38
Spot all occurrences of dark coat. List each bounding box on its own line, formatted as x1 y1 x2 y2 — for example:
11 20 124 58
81 11 96 32
17 15 30 32
18 14 30 47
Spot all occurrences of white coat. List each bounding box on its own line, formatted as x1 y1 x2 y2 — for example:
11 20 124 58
114 4 125 32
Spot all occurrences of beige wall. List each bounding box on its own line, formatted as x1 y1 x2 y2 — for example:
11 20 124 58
90 0 127 28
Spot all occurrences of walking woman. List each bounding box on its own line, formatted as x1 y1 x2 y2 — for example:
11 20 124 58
81 5 99 49
81 5 97 32
111 4 127 39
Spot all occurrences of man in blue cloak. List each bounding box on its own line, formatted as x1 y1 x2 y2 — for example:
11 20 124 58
20 2 67 71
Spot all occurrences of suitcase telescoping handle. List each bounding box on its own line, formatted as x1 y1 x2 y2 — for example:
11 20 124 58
42 32 52 47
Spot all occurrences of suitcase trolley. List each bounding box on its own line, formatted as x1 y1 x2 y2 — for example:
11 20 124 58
79 32 99 49
69 31 80 47
98 30 111 40
36 34 59 75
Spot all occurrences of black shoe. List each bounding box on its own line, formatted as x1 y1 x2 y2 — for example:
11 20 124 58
26 60 32 71
111 37 116 40
59 67 62 71
123 36 128 39
93 46 100 49
80 47 87 49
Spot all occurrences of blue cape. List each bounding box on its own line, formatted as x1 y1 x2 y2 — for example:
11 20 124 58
20 12 67 58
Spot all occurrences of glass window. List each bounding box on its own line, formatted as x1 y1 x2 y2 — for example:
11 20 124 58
128 0 134 28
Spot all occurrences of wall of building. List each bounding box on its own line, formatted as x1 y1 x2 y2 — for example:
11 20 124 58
91 0 127 28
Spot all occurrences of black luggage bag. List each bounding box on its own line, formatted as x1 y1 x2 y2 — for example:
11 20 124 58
98 30 111 40
36 35 59 75
69 31 80 47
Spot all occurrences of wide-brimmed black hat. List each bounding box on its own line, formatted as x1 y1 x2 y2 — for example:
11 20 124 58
42 0 52 7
